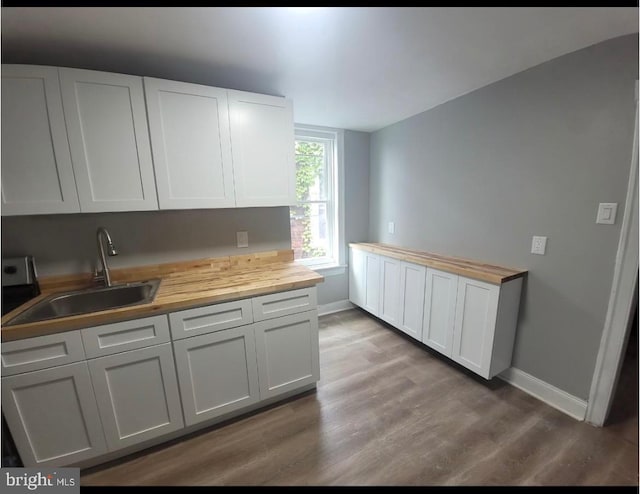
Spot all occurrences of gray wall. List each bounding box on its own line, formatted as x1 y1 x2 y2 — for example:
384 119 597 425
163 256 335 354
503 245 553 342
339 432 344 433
369 34 638 400
2 208 291 276
317 130 370 306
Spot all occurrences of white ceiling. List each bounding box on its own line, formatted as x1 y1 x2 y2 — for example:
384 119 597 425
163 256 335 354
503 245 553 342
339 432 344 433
1 7 638 132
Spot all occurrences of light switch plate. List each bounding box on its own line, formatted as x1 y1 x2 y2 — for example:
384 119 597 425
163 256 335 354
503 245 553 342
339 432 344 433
388 221 395 234
531 236 547 255
237 231 249 248
596 203 617 225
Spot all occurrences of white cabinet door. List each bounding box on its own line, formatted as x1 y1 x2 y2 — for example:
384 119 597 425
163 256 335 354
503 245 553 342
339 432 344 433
228 90 296 207
1 65 80 215
144 77 235 209
398 262 426 340
60 68 158 212
422 268 458 357
88 343 183 451
173 326 260 426
363 253 380 316
451 277 500 378
253 310 320 400
2 362 107 467
349 247 366 307
379 256 401 326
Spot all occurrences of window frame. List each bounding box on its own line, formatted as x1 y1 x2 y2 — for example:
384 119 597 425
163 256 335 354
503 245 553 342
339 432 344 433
291 124 345 274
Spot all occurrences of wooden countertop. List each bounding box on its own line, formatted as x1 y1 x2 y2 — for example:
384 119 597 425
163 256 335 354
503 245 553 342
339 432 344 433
1 250 324 342
350 243 527 285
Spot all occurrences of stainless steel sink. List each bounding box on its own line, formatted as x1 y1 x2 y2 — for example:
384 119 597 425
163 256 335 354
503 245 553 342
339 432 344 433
4 279 162 326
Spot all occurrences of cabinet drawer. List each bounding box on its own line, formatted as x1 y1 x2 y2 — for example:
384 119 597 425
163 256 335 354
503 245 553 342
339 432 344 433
169 299 253 340
252 287 317 322
81 315 170 358
1 331 85 376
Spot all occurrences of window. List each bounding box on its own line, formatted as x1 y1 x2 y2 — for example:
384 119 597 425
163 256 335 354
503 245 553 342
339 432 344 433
290 125 344 271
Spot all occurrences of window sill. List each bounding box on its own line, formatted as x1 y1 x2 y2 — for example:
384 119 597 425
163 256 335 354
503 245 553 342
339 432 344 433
295 261 346 277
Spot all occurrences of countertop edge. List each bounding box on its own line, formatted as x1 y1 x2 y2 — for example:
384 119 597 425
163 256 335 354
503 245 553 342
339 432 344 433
349 242 527 284
2 261 324 342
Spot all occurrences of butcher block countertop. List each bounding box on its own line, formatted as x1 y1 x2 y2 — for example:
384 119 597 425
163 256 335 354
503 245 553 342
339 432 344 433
350 243 527 285
1 250 324 342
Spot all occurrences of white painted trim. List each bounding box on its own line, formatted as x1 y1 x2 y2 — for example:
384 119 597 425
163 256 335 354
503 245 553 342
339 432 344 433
318 300 354 316
586 99 639 426
294 124 346 270
499 367 587 421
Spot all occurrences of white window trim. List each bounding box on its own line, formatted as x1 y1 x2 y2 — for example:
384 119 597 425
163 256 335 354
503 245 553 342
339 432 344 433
292 124 345 276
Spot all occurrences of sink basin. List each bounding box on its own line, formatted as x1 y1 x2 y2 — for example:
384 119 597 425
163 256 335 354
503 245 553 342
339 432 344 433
4 279 162 326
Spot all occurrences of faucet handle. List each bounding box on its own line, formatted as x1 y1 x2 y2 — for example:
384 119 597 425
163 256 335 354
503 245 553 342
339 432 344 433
92 264 105 284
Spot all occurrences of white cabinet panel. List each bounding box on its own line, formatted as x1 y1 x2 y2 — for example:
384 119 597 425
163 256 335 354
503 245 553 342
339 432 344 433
254 310 320 400
228 90 296 207
379 256 401 326
88 343 183 451
252 287 317 322
173 326 260 426
60 68 158 212
1 330 85 376
451 277 500 378
169 299 253 340
2 362 107 467
81 315 170 358
398 262 426 340
1 65 80 215
144 77 235 209
348 247 366 307
422 269 458 357
363 253 380 316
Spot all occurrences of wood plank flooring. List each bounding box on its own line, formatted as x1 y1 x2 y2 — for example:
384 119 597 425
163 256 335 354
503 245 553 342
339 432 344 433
81 309 638 486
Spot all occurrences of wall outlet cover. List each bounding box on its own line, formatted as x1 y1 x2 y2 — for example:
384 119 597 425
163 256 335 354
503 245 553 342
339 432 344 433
531 236 547 255
237 231 249 248
388 221 395 234
596 203 617 225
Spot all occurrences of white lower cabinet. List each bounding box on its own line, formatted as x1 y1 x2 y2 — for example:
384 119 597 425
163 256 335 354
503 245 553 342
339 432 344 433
451 276 522 379
1 362 107 467
348 246 523 380
2 287 320 467
254 310 320 400
173 326 260 426
348 247 366 307
87 343 184 451
379 256 401 326
422 268 458 357
398 262 426 340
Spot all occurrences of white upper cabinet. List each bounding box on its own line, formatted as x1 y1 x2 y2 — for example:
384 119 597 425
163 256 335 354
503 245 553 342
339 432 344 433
228 90 296 207
60 68 158 212
1 65 80 215
144 78 236 209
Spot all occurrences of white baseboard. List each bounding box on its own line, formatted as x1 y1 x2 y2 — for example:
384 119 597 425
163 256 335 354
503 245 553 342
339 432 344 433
499 367 587 421
318 300 354 316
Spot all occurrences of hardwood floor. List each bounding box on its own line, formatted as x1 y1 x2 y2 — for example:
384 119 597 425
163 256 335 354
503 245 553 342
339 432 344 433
81 309 639 486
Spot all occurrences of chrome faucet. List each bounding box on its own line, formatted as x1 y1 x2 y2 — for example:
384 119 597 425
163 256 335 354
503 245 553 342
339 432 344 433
94 227 118 287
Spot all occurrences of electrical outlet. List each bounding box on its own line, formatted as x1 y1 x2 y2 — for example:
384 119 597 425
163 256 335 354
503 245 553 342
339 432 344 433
236 231 249 248
531 236 547 255
388 221 395 234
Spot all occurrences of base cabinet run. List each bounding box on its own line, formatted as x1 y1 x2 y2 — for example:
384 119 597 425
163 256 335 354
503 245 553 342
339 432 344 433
1 287 320 468
349 247 523 380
